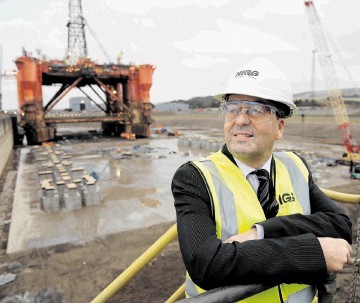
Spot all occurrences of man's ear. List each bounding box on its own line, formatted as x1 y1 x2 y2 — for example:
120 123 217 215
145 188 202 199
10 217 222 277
275 119 285 140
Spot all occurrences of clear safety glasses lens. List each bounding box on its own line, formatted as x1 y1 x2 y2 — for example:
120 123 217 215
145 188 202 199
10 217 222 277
219 100 277 122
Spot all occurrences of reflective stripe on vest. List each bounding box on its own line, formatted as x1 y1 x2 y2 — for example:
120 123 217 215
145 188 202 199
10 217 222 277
185 151 314 303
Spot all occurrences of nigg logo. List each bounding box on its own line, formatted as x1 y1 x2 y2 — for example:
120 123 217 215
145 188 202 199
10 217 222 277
234 70 259 79
278 192 295 205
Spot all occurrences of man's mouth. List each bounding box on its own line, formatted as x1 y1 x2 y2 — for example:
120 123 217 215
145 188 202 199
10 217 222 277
233 131 253 138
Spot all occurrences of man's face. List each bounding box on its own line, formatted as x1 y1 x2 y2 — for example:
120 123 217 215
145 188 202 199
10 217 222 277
223 94 285 168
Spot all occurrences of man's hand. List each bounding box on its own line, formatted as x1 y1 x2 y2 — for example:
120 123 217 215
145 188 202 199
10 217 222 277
318 237 352 273
224 228 258 244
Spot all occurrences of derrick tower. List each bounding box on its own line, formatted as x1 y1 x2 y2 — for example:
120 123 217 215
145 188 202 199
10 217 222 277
67 0 88 61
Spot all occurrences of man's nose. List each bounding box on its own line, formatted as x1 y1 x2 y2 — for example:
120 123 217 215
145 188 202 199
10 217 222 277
235 111 251 125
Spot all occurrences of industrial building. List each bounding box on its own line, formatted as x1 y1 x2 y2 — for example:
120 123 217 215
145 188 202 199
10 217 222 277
69 96 98 112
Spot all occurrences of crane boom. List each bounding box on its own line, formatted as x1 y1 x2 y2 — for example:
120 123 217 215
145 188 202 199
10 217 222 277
304 1 360 156
84 18 113 63
0 45 2 111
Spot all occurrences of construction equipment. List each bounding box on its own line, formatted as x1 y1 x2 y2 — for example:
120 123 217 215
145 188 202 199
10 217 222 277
351 165 360 180
15 0 155 145
304 1 360 165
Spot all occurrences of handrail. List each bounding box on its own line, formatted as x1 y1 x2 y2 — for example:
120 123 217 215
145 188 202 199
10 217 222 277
175 275 337 303
164 283 186 303
320 188 360 204
90 190 360 303
90 224 178 303
175 284 273 303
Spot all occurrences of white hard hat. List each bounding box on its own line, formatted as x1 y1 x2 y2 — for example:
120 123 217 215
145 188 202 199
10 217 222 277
214 57 296 118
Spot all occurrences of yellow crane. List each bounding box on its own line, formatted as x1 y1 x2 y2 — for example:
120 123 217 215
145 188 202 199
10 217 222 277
304 0 360 165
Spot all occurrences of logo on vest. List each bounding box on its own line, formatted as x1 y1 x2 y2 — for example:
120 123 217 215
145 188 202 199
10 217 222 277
234 70 259 79
278 192 295 205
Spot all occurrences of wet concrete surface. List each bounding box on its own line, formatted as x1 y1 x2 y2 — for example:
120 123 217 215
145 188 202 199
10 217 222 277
7 137 202 253
7 124 354 253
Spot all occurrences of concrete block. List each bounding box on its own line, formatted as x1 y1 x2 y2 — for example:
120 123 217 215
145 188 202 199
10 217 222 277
63 184 82 210
41 188 60 212
62 176 72 183
50 154 60 164
71 167 84 179
40 179 54 189
83 174 96 185
73 179 82 190
58 168 66 174
35 157 49 170
73 179 86 206
83 184 101 206
38 170 54 183
62 160 73 173
46 162 54 169
53 170 62 183
56 181 65 206
54 150 63 158
73 179 84 204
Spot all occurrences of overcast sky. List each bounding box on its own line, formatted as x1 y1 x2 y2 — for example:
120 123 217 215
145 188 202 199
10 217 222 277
1 0 360 109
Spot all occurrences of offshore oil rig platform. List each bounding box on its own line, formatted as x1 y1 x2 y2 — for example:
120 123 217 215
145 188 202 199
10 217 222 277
15 0 155 145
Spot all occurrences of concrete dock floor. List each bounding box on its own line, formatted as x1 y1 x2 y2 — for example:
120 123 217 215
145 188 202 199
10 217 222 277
7 137 200 253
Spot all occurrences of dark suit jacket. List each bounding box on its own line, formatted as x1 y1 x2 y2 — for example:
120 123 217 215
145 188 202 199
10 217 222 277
172 145 352 290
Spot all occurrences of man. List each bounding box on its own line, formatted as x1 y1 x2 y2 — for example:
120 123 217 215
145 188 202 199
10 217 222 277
171 58 352 303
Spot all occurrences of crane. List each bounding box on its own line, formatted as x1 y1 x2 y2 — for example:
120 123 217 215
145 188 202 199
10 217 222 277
310 49 316 103
0 45 2 111
84 18 113 63
304 0 360 164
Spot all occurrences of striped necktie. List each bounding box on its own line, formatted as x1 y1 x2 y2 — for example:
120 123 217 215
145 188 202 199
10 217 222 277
254 169 278 218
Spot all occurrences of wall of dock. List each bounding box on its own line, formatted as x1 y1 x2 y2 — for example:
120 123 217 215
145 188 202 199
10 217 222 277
0 115 14 178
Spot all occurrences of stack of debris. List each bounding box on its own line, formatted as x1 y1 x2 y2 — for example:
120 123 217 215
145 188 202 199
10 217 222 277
31 144 101 213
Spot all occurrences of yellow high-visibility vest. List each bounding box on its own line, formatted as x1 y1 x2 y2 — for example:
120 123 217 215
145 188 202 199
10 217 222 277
185 151 315 303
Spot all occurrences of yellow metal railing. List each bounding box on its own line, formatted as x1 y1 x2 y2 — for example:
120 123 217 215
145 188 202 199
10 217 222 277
164 283 186 303
320 188 360 204
91 190 360 303
90 224 178 303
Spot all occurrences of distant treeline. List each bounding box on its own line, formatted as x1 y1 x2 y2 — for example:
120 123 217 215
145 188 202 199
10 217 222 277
294 98 360 107
164 95 359 109
294 99 322 107
168 96 220 109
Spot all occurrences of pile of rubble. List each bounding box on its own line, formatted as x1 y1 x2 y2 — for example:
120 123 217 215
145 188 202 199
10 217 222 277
178 137 224 152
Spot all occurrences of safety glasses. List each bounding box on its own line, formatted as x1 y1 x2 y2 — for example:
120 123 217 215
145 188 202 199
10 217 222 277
219 100 278 123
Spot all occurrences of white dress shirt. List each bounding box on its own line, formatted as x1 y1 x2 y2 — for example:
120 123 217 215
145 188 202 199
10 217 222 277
232 156 273 239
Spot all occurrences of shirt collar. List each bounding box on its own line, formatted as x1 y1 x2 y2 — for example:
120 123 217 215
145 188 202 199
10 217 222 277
234 156 272 177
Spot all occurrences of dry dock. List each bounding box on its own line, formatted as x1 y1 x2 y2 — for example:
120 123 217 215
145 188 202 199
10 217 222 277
7 137 201 253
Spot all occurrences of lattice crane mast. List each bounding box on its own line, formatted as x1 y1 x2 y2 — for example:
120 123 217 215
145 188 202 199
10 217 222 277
0 45 2 111
304 1 360 162
311 49 316 102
